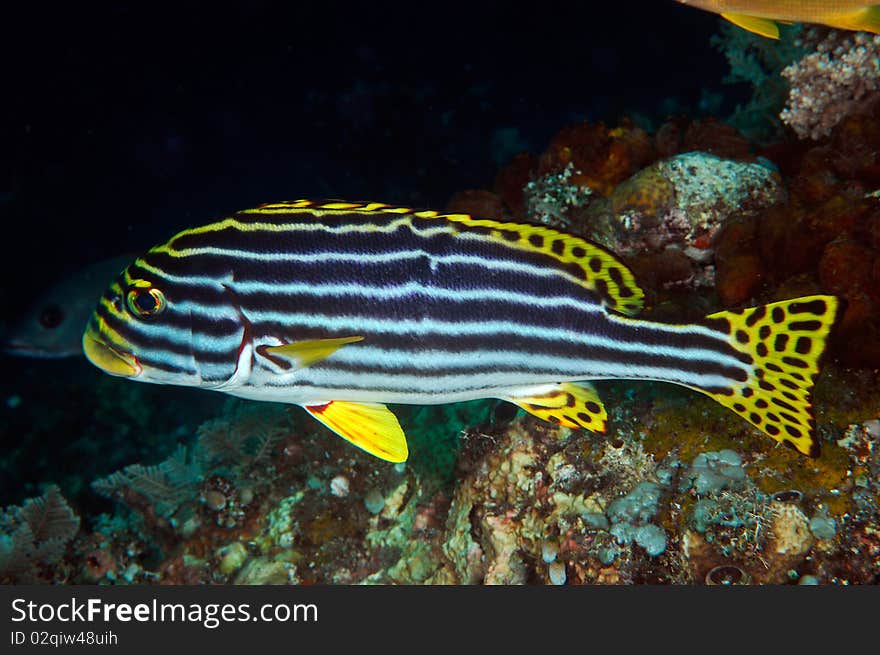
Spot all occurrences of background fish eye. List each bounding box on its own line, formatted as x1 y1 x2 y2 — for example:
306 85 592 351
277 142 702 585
125 286 166 319
38 304 64 329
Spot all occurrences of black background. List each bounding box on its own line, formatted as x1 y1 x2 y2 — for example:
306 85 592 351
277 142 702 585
1 1 729 323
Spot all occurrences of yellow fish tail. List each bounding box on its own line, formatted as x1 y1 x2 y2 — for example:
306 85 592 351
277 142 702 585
699 295 838 457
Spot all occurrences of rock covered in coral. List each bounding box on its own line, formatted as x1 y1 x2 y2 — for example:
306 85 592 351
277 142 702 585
441 415 680 584
578 152 783 290
768 501 813 558
522 163 595 230
536 119 656 198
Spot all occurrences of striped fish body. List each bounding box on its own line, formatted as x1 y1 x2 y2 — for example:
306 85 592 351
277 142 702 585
83 200 838 462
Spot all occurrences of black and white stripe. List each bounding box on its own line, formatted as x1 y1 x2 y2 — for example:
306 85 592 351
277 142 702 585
95 207 750 401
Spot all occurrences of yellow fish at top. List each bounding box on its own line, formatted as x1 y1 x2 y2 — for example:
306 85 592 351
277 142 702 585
676 1 880 38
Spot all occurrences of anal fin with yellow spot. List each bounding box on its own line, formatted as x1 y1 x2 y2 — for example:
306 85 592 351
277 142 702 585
258 336 363 370
304 401 408 463
721 13 780 38
503 382 607 432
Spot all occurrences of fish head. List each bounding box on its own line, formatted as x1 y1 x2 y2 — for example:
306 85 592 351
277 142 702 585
82 255 241 388
4 255 134 359
5 295 83 359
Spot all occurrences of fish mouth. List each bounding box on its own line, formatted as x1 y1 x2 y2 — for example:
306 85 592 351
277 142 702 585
2 340 70 358
82 329 141 377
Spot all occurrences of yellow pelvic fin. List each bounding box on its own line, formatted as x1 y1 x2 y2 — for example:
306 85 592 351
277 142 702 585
721 12 780 39
504 382 607 432
304 401 408 463
700 295 838 457
825 7 880 34
261 336 363 369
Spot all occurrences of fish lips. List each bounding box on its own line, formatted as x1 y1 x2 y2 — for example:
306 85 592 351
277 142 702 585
2 340 73 358
82 329 141 377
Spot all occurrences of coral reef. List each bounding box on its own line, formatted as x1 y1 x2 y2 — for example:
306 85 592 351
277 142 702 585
6 29 880 586
535 119 655 198
488 87 880 359
711 22 805 141
780 31 880 140
1 485 80 583
578 152 783 291
523 163 594 229
3 355 879 586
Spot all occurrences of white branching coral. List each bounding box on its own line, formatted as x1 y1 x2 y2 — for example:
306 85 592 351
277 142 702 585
780 31 880 140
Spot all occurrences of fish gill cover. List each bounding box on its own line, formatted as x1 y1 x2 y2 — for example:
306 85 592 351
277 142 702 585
0 2 879 586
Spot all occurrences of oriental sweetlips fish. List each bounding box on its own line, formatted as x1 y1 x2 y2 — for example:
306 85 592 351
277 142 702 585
82 200 838 462
675 1 880 39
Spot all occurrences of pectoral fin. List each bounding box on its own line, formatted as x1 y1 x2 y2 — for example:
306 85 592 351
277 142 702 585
503 382 607 432
721 13 780 39
304 401 408 462
258 336 363 370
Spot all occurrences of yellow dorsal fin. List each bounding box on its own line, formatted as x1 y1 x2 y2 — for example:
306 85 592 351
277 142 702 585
242 199 645 315
699 295 839 457
721 12 780 38
304 401 408 462
504 382 608 432
258 336 363 369
418 213 645 316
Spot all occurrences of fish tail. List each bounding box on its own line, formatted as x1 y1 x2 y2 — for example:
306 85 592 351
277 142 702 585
699 295 839 457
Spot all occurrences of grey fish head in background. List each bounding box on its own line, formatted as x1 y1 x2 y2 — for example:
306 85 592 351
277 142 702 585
3 255 134 358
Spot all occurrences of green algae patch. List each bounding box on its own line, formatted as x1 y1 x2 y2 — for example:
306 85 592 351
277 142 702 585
745 443 852 516
813 365 880 432
639 391 766 462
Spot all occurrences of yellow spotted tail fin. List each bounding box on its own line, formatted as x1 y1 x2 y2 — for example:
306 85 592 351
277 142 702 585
700 295 839 457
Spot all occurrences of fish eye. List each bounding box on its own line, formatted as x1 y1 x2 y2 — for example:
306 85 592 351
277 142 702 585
39 305 64 329
126 286 166 319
